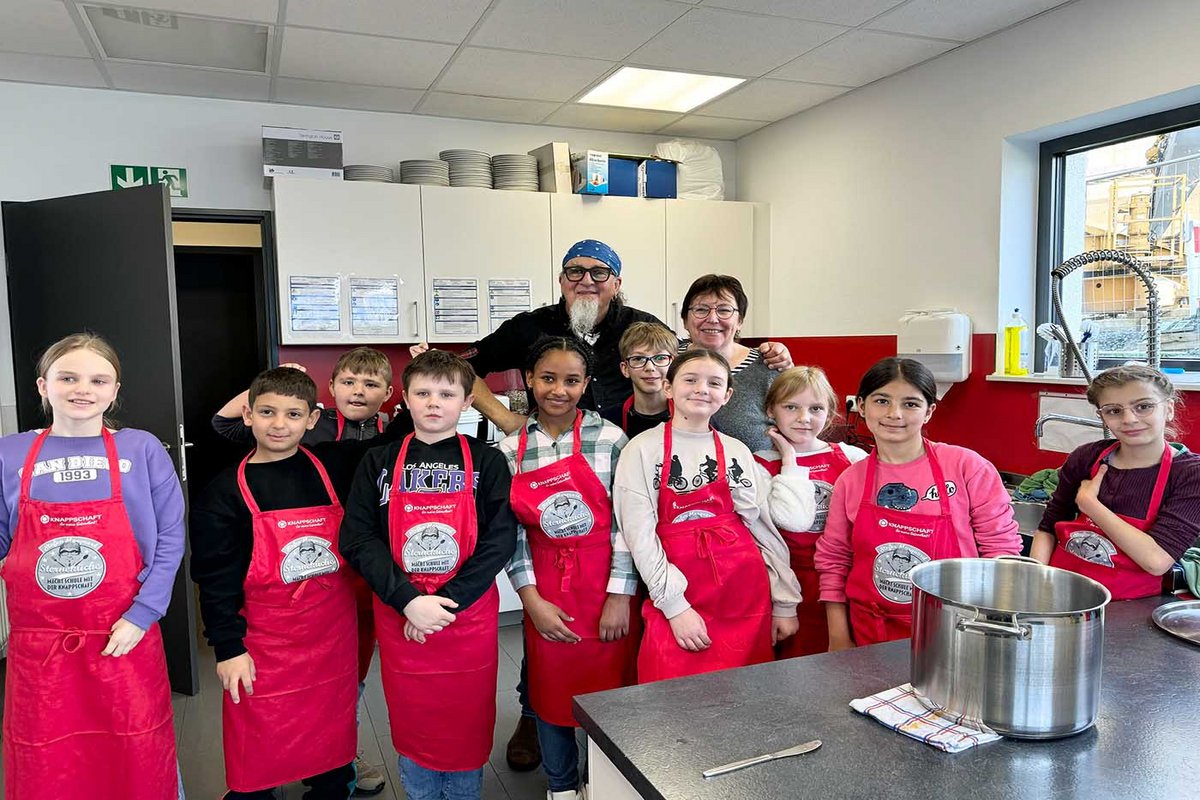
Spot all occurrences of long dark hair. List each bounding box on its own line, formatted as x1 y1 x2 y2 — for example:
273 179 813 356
856 357 937 406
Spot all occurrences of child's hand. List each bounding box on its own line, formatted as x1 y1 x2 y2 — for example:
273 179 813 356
404 620 427 644
766 427 796 463
772 614 800 645
598 594 632 642
217 653 256 704
279 362 307 373
101 618 146 657
527 596 582 643
409 342 430 358
404 595 459 633
828 632 856 652
1075 463 1107 516
668 608 711 652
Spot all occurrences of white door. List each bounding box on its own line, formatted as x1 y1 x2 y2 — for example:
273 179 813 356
273 177 426 343
550 195 668 324
665 200 757 337
421 186 552 343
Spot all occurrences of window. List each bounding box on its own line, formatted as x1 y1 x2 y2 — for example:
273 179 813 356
1036 103 1200 372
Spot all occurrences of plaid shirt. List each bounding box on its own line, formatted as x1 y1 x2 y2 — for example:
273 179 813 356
498 409 637 595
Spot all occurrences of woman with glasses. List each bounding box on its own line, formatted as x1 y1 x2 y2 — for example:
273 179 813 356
679 274 776 451
1031 365 1200 599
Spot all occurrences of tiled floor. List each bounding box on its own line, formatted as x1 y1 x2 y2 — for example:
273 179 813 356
3 623 551 800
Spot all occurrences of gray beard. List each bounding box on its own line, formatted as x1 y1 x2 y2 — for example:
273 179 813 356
568 297 601 339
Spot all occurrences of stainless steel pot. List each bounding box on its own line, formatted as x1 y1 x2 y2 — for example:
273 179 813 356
909 556 1111 739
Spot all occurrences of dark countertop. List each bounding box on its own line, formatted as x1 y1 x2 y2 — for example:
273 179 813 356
575 598 1198 800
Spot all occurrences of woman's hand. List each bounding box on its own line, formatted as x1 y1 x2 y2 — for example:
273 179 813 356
101 618 146 657
668 608 711 651
527 596 582 643
759 341 794 371
772 614 800 645
598 594 632 642
216 652 256 704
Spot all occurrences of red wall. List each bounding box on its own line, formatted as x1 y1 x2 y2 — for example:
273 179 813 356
281 334 1200 474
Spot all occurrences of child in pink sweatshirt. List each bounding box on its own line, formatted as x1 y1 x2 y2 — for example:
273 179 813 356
814 358 1021 649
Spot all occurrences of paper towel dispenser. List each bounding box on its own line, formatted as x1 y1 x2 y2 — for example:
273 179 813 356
897 309 971 398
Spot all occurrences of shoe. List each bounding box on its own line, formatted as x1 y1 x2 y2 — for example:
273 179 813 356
506 715 542 772
352 755 387 796
546 791 581 800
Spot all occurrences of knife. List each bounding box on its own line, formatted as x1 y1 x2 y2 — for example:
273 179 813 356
702 739 823 778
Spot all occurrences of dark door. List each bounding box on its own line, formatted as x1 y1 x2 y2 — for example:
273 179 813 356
3 183 198 694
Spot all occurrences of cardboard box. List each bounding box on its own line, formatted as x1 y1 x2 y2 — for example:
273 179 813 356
638 159 677 198
262 126 343 179
528 142 572 193
608 156 639 197
571 150 608 194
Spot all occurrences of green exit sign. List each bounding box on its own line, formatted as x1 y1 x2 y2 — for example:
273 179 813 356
110 164 188 198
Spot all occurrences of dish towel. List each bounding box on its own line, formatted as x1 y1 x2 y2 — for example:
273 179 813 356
849 684 1002 753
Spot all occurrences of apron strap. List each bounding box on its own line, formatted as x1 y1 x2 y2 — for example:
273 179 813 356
1091 442 1174 526
622 396 633 430
20 428 123 503
859 440 951 516
515 412 582 472
336 410 345 441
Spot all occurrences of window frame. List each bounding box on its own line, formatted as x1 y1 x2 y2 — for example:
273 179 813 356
1035 101 1200 372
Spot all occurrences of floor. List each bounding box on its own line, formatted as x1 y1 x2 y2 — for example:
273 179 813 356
2 623 553 800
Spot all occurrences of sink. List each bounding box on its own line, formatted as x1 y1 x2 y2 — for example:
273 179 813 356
1001 472 1046 558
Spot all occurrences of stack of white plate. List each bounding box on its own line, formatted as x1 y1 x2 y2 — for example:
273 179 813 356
343 164 394 183
440 149 493 188
492 154 539 191
399 159 450 186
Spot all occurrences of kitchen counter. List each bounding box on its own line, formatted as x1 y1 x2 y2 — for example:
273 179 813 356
574 598 1197 800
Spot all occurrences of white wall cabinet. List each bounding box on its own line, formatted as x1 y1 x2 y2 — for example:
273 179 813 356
550 195 667 324
274 177 425 344
420 186 552 343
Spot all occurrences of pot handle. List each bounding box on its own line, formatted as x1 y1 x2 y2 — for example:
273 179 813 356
956 618 1032 640
994 554 1043 565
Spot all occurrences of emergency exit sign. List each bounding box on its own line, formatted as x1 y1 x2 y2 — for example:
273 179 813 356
110 164 188 198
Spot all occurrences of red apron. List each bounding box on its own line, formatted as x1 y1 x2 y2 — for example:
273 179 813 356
224 447 358 792
509 412 637 727
1049 442 1170 600
335 409 384 440
621 396 672 431
846 441 960 646
376 434 498 771
755 445 853 658
1 428 177 800
638 425 773 684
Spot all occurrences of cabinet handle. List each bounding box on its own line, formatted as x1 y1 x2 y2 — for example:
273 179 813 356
411 301 419 338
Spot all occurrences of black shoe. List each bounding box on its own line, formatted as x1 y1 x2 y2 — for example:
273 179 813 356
505 715 542 772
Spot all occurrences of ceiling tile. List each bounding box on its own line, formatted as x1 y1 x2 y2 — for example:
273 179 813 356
0 52 105 88
543 104 682 134
867 0 1071 42
771 30 953 86
471 0 686 60
698 0 905 27
285 0 490 43
696 78 847 120
273 78 424 113
0 0 91 57
436 48 614 103
108 63 270 100
659 115 768 140
418 92 562 124
111 1 280 23
629 7 845 77
279 28 455 88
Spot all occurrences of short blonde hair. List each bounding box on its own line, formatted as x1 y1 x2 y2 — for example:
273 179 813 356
333 346 392 385
618 321 677 359
763 366 840 435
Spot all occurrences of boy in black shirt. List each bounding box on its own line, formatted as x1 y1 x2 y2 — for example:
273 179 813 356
340 350 516 800
600 322 676 439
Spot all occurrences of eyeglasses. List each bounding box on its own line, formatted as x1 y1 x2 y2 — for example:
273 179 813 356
562 266 614 283
1097 400 1163 419
687 304 738 320
624 354 673 369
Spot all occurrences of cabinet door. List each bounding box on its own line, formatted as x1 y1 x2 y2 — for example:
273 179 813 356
665 200 757 337
420 186 552 343
550 195 667 324
274 177 425 344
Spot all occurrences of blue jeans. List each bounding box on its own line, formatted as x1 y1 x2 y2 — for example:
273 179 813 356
516 653 535 718
535 718 583 792
398 756 483 800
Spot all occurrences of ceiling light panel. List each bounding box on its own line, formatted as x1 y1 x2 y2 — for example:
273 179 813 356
579 67 743 113
84 4 270 72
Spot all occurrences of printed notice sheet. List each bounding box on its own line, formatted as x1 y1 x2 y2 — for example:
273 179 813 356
487 279 532 332
289 275 341 332
432 278 480 336
350 277 400 336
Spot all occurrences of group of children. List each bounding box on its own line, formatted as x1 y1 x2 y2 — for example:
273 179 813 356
2 328 1196 800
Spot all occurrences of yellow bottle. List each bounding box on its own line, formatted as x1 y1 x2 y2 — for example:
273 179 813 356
1004 308 1029 375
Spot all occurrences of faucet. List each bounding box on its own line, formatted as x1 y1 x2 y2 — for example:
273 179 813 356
1034 413 1105 439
